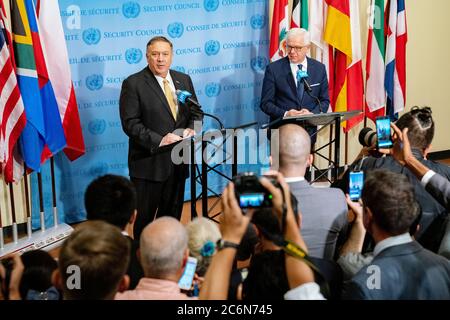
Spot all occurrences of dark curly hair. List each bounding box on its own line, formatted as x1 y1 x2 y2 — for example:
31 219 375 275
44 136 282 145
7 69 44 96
395 106 434 152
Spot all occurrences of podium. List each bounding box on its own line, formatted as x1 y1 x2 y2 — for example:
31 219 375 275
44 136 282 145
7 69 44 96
262 110 361 181
156 122 258 220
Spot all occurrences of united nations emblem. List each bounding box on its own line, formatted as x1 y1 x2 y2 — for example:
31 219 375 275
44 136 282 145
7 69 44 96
122 2 140 18
251 56 269 72
204 0 219 12
82 28 101 45
167 22 184 39
125 48 143 64
204 40 220 56
250 14 266 29
85 74 104 91
88 119 106 135
205 82 221 97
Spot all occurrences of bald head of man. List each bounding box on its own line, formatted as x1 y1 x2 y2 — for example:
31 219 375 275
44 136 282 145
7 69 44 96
272 124 312 177
139 216 189 282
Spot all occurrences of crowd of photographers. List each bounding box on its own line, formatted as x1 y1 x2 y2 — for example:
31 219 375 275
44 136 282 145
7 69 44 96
1 106 449 300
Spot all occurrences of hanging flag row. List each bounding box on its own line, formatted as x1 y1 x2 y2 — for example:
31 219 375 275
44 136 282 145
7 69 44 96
0 0 84 183
269 0 408 131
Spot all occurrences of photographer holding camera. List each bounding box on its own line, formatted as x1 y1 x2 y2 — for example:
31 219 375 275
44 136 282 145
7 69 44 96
333 106 450 252
199 171 324 300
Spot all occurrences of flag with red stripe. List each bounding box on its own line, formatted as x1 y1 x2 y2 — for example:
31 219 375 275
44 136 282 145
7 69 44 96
269 0 289 62
23 0 66 165
385 0 407 120
365 0 386 122
310 0 333 111
0 16 26 182
324 0 363 132
37 0 85 161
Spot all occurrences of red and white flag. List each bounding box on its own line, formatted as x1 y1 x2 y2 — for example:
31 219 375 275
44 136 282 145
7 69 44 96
0 10 26 183
36 0 85 161
385 0 407 118
269 0 289 62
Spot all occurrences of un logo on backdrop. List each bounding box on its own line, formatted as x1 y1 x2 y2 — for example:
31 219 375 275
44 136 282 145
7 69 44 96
204 40 220 56
122 2 140 18
204 0 219 12
205 83 221 97
173 66 186 73
85 74 104 91
125 48 143 64
167 22 184 39
82 28 101 45
88 119 106 135
89 162 109 177
250 15 267 29
251 56 269 72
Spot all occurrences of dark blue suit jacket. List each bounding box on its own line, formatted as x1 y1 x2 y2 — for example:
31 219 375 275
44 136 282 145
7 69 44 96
260 57 330 122
342 241 450 300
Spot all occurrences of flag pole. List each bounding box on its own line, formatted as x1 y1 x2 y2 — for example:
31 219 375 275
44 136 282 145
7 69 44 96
23 170 32 238
8 183 18 243
345 132 349 166
328 124 333 167
50 158 58 227
37 173 46 232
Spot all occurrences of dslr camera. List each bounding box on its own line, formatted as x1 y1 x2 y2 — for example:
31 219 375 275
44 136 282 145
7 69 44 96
232 172 278 209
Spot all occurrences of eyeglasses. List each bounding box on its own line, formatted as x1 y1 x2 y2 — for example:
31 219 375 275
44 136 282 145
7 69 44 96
286 45 305 52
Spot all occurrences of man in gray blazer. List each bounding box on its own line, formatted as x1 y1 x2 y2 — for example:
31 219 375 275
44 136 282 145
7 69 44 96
273 124 348 260
342 170 450 299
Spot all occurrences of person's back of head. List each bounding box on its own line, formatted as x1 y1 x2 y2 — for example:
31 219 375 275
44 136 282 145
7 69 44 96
242 249 289 300
84 174 136 230
395 106 434 154
362 169 420 236
186 218 221 277
251 195 300 241
140 217 188 280
57 221 131 300
20 250 59 300
273 124 311 175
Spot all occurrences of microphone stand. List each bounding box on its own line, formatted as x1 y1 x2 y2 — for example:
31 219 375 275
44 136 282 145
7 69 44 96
303 80 323 114
192 108 225 131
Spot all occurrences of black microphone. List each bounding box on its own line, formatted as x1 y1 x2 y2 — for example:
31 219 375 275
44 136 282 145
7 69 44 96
301 77 312 93
175 89 225 130
175 89 201 108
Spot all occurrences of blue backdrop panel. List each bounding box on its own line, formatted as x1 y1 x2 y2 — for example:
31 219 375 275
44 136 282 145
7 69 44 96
32 0 270 228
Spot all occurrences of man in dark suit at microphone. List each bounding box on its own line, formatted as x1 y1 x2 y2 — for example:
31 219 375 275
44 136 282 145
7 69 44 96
120 36 202 240
260 28 330 143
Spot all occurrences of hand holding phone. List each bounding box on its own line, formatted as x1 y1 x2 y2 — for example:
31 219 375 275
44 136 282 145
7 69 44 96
349 171 364 202
178 257 198 291
376 116 393 149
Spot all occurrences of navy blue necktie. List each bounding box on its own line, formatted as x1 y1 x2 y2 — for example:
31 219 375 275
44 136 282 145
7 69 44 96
296 64 304 105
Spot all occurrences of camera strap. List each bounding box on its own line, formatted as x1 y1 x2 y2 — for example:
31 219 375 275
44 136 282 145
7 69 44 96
281 239 331 299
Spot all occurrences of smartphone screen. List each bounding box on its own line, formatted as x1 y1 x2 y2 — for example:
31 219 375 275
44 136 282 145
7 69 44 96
349 171 364 201
238 193 272 208
178 257 197 291
376 116 393 148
